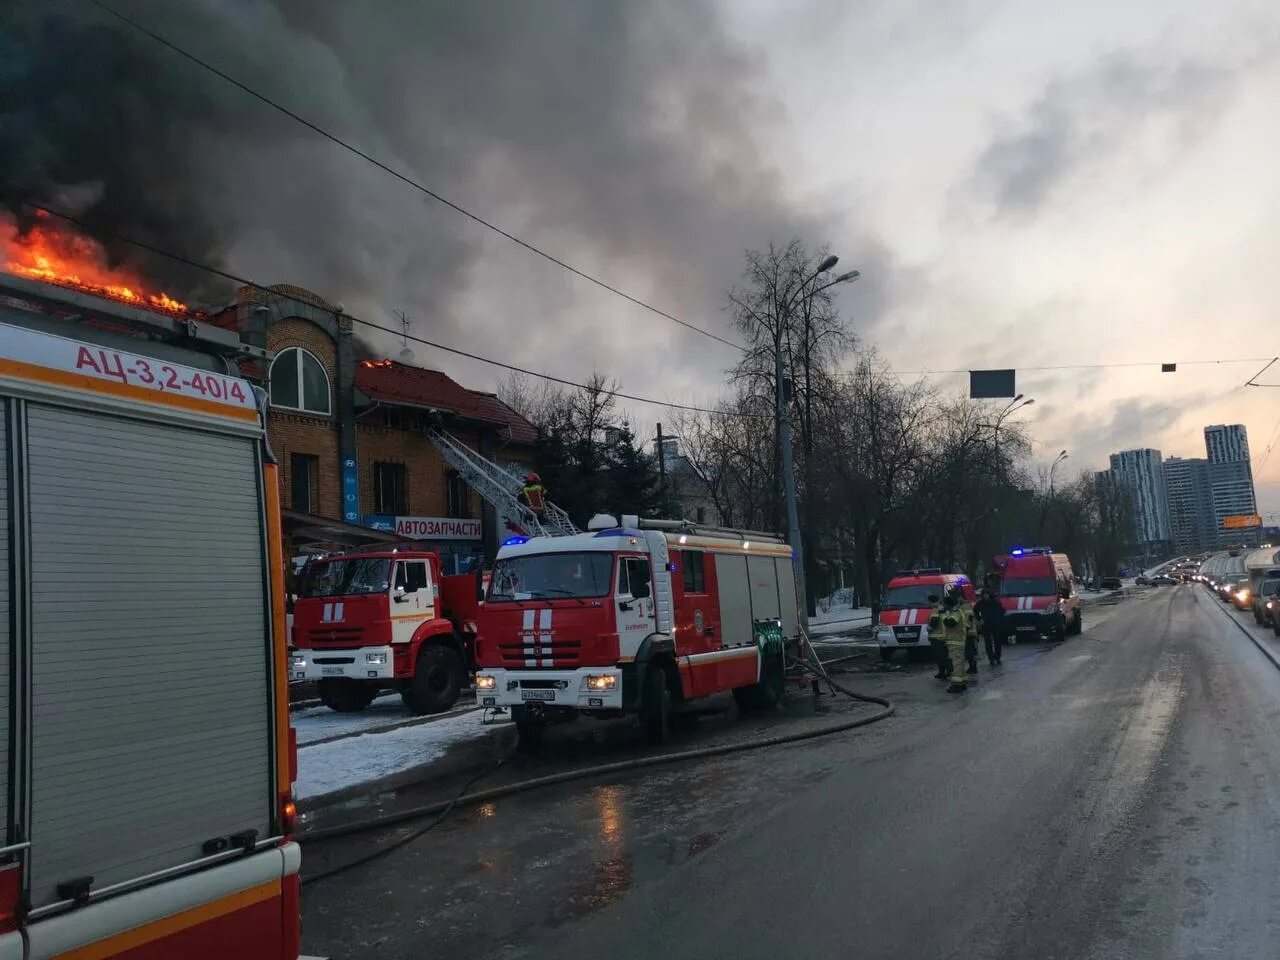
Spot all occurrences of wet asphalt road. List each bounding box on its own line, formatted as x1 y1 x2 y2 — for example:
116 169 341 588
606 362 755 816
303 585 1280 959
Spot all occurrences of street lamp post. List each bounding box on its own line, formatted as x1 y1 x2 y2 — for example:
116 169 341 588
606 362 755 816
775 256 859 631
1037 449 1069 539
976 397 1034 553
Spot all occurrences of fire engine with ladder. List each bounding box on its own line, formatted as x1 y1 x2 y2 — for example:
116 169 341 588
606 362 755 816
290 427 580 713
474 514 803 746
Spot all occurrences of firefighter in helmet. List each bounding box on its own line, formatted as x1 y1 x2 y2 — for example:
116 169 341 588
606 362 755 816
521 472 546 518
929 583 976 693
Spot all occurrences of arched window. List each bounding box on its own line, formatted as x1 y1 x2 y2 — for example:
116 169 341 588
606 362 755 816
270 347 331 415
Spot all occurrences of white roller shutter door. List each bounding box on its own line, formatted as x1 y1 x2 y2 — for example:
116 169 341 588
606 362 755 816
25 405 270 908
747 555 781 622
0 414 9 836
775 557 798 636
714 554 752 648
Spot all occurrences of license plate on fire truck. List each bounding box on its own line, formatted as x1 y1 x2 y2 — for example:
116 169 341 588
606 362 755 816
321 666 345 676
520 689 555 701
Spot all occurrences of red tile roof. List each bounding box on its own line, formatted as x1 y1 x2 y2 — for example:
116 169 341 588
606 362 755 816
355 359 537 444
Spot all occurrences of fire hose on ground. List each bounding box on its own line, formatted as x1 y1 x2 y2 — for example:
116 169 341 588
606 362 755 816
299 628 893 886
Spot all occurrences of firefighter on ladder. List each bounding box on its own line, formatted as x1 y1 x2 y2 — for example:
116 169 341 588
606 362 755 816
520 473 546 518
929 583 977 693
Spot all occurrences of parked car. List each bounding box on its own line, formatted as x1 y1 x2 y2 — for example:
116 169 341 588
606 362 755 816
1153 574 1178 586
1100 576 1123 590
1135 575 1151 586
1253 579 1280 625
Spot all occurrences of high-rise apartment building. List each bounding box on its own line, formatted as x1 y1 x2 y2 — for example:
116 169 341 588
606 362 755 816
1108 448 1173 561
1204 424 1258 547
1163 457 1216 554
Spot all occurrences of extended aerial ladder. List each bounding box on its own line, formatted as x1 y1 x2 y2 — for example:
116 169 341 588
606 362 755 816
426 427 579 538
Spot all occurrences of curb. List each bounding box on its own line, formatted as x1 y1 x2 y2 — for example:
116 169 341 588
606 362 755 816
1209 591 1280 673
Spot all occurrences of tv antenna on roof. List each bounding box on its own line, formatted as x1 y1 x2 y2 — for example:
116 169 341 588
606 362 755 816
394 309 415 363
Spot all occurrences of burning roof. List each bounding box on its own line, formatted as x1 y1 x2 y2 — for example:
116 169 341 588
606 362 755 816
356 358 537 444
1 212 191 315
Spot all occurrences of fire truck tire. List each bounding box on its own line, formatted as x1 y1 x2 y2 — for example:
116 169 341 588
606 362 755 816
404 644 465 715
732 651 785 711
318 678 377 713
512 707 545 751
641 664 671 745
878 648 896 662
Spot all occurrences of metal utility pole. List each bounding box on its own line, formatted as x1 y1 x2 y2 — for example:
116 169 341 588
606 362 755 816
656 422 667 501
775 256 859 630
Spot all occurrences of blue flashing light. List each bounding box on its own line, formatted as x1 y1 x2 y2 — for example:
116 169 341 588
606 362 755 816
1010 548 1025 556
502 536 530 546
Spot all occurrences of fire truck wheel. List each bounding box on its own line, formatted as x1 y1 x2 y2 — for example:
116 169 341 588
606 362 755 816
404 645 465 715
732 651 784 711
318 678 377 713
641 664 671 746
512 707 545 751
878 648 896 663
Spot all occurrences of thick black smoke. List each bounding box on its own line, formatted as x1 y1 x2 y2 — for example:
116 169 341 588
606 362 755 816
1 1 843 387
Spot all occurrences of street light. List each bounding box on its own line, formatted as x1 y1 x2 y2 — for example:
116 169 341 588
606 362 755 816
1036 450 1069 539
776 255 859 631
1050 449 1069 483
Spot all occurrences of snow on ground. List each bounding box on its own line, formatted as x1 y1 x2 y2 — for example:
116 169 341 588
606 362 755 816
295 708 507 802
292 693 475 745
808 606 872 639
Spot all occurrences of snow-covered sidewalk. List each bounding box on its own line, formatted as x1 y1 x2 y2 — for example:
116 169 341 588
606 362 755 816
295 707 507 804
292 693 476 746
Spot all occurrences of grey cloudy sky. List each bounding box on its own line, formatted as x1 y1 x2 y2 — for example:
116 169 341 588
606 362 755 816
7 1 1280 511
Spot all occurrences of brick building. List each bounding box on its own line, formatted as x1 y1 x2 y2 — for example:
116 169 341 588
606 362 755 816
213 284 537 569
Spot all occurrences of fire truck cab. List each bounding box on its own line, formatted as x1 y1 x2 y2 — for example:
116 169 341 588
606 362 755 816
994 547 1081 641
474 515 799 746
875 569 975 661
291 547 481 714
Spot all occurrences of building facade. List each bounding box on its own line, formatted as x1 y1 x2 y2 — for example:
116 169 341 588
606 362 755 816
1163 457 1216 555
213 284 537 568
1108 448 1173 562
654 434 722 527
1204 424 1258 547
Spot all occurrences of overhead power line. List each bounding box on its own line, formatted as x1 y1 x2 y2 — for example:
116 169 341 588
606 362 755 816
10 201 754 418
884 357 1278 376
83 0 745 352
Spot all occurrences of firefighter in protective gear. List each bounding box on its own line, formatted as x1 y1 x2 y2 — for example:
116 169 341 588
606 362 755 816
521 473 547 518
929 584 976 693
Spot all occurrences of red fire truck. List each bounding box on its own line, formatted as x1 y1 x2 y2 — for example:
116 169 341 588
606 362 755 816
874 569 976 661
0 313 299 957
291 547 482 714
993 547 1081 641
474 515 800 745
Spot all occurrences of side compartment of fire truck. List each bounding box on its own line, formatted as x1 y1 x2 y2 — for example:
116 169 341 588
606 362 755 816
0 319 297 957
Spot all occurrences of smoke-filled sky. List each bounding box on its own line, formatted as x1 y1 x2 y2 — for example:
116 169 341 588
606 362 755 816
5 1 1280 513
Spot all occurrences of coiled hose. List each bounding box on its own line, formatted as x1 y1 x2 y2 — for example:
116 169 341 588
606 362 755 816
301 628 892 885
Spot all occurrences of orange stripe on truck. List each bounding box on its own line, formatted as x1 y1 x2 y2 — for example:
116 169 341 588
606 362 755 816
51 880 280 960
0 357 259 422
262 463 292 795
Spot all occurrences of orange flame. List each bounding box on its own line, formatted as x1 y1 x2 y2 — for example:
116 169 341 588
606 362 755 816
1 213 189 314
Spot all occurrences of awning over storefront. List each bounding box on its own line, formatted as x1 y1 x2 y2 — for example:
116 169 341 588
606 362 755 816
282 509 401 554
